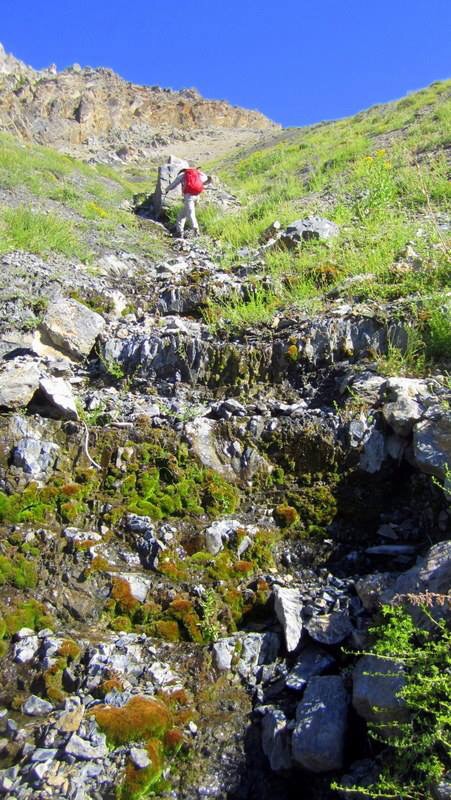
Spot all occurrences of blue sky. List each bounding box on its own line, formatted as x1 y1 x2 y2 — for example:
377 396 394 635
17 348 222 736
2 0 450 126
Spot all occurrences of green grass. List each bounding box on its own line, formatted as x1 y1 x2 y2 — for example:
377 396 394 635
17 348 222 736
0 206 90 260
200 80 450 362
0 132 163 259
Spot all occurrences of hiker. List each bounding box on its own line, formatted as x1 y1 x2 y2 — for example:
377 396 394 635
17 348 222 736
165 167 211 237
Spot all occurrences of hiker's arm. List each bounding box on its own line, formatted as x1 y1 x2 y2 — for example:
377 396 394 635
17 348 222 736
166 174 184 193
200 172 212 187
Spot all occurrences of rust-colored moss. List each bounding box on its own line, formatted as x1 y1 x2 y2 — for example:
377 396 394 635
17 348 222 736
169 597 192 614
111 577 139 613
120 738 164 799
274 503 299 527
91 696 172 745
233 560 253 574
154 620 180 642
44 661 66 702
61 484 82 497
88 555 111 573
164 728 184 752
58 639 81 660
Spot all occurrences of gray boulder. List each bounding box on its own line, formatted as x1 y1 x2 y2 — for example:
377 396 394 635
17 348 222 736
381 540 451 623
281 216 339 249
38 376 78 420
352 655 408 727
285 645 335 691
381 377 429 436
0 359 40 410
41 298 105 360
292 676 348 772
65 732 108 760
22 695 53 716
12 437 59 480
153 155 189 218
305 611 353 645
413 408 451 480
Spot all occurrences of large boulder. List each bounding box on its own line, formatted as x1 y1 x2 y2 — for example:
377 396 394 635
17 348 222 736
413 408 451 480
381 541 451 624
381 377 429 437
292 676 348 772
352 655 408 728
285 645 335 691
305 611 353 645
280 216 339 249
40 299 105 360
152 155 189 218
0 359 40 410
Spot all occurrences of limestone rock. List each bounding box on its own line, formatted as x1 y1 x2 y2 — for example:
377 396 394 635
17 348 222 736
22 695 53 716
305 611 353 645
153 155 189 218
65 732 108 760
285 645 335 691
12 437 59 480
413 409 451 480
38 376 78 420
292 676 348 772
281 216 339 249
0 359 40 410
273 585 303 652
41 299 105 360
352 655 408 726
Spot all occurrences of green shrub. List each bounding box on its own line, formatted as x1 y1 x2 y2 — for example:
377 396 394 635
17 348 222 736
334 604 451 799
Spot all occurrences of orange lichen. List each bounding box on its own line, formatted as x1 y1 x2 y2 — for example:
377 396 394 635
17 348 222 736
91 696 172 745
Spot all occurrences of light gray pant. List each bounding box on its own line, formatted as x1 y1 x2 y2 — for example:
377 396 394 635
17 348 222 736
176 194 198 235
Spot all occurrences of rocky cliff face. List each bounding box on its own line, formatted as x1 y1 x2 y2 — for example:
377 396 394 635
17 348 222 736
0 43 277 163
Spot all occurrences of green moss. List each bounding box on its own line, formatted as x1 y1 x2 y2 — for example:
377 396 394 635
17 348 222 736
1 599 54 637
0 554 37 589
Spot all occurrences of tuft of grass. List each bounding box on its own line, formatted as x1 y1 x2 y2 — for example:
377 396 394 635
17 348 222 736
0 206 89 260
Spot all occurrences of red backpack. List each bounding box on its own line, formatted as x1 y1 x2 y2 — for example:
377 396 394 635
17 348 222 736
182 168 204 195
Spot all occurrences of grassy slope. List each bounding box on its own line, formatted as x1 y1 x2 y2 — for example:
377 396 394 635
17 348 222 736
198 81 450 355
0 133 163 261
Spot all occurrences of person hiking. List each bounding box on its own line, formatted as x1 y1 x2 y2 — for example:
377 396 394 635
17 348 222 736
165 166 211 238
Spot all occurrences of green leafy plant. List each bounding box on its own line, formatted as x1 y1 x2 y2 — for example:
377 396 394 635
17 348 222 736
333 603 451 799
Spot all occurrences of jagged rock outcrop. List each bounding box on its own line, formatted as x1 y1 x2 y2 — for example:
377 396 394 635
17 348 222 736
0 43 277 162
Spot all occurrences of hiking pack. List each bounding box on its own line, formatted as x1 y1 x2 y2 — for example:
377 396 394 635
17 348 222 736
182 168 204 195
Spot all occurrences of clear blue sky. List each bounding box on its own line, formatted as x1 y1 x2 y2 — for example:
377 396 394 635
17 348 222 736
2 0 450 126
